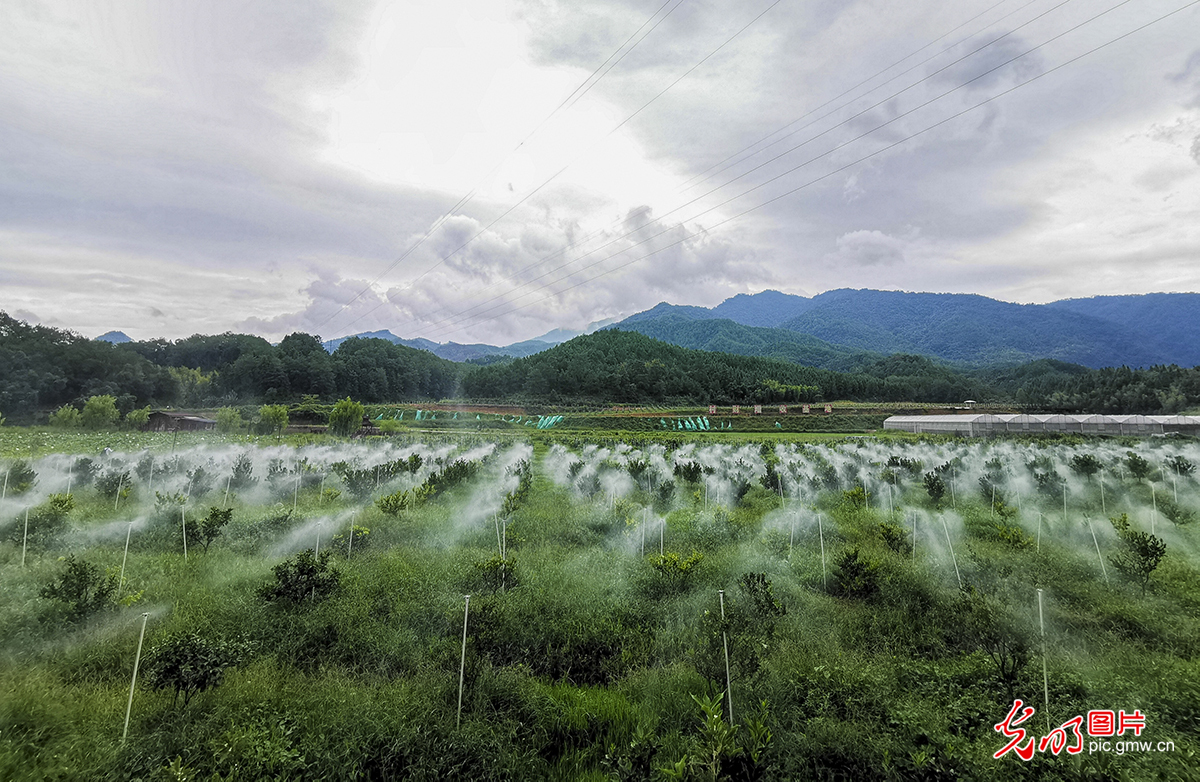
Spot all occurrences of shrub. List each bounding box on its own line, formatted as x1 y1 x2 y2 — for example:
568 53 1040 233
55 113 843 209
258 404 289 435
39 555 117 622
1126 451 1153 480
48 404 83 429
143 633 246 707
229 452 256 490
878 521 913 556
95 469 131 499
923 472 945 505
4 459 37 494
831 547 880 599
328 397 365 437
954 586 1029 699
1109 514 1167 595
216 407 245 434
124 405 152 430
81 394 120 430
197 507 233 552
259 550 340 606
376 489 411 516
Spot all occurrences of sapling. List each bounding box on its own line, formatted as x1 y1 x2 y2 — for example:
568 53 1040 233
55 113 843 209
122 612 150 742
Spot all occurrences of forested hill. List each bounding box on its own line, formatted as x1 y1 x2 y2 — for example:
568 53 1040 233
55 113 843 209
461 330 988 404
606 315 884 372
618 289 1199 368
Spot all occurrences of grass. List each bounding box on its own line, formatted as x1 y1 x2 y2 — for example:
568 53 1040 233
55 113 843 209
1 433 1198 779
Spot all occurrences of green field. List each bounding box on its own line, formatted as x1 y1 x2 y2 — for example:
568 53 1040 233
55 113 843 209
1 431 1198 780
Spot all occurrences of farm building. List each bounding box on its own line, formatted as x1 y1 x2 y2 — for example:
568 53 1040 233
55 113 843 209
883 413 1200 436
145 411 218 432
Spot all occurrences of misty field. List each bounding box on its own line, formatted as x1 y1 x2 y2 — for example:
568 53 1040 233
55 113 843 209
1 432 1198 780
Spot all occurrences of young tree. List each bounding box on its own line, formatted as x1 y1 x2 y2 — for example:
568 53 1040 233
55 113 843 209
124 405 152 430
1109 514 1167 595
48 404 83 428
143 633 244 707
923 471 946 505
215 407 245 434
197 507 233 552
81 394 120 430
258 404 289 436
259 550 340 605
1069 453 1102 482
39 555 117 622
1125 452 1153 481
327 397 365 437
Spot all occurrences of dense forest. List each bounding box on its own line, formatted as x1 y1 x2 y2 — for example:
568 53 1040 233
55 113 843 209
2 312 1200 422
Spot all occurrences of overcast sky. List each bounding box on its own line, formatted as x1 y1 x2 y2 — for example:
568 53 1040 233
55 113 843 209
2 0 1199 344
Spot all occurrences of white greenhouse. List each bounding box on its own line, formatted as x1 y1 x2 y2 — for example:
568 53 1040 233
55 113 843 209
883 413 1200 436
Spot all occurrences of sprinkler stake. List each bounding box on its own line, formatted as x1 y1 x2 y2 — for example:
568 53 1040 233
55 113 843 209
122 612 150 743
457 595 470 728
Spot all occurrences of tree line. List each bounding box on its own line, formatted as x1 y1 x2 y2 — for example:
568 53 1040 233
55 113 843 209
2 311 1199 422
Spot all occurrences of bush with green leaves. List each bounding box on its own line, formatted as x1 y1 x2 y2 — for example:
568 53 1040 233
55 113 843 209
923 471 945 505
328 397 365 437
1165 455 1195 477
229 452 256 490
375 489 411 516
260 550 340 606
660 694 772 782
216 407 245 434
1126 451 1153 480
48 404 83 429
143 633 247 707
831 547 880 599
953 585 1030 699
124 405 152 430
197 507 233 552
8 493 73 548
3 459 37 494
257 404 289 435
1109 514 1167 594
81 394 120 430
877 521 913 556
95 469 131 499
39 555 117 623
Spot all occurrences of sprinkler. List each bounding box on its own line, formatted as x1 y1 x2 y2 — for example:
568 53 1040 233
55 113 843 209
315 521 321 558
147 459 154 496
1037 512 1043 554
1038 589 1050 733
223 474 231 508
818 513 827 590
122 612 150 743
181 507 188 563
457 595 470 728
1099 480 1105 517
659 515 664 556
1150 483 1158 534
940 515 962 589
114 474 124 512
346 516 355 558
118 522 133 597
2 468 8 502
788 512 795 561
910 513 916 563
21 507 29 567
1085 516 1109 584
719 590 733 725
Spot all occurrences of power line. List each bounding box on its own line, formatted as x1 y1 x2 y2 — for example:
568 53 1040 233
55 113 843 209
407 0 1102 337
330 0 786 337
313 0 687 331
375 0 1064 336
420 0 1193 341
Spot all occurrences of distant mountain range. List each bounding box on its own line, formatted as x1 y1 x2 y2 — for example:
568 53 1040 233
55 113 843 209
611 290 1200 369
318 318 620 362
95 290 1200 370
